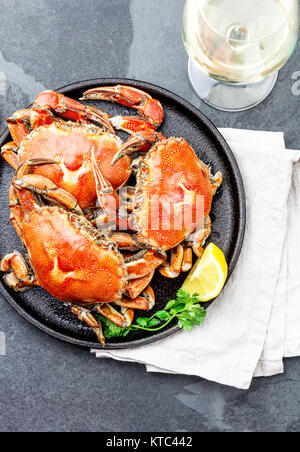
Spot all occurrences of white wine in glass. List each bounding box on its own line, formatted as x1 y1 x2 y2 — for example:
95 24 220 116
182 0 299 111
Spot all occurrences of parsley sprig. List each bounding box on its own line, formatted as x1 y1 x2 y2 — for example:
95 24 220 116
97 290 206 339
132 289 206 332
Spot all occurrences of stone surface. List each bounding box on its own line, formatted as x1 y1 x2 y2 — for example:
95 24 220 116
0 0 299 432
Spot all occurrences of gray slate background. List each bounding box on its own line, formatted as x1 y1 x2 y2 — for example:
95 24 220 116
0 0 299 432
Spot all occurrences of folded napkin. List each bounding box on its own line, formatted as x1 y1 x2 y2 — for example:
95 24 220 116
91 128 300 390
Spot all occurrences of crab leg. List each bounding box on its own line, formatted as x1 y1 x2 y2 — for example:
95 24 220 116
0 251 38 291
159 233 203 279
211 171 223 196
95 304 134 328
71 305 105 345
8 183 27 244
193 246 205 260
92 146 157 232
125 249 167 280
110 232 146 251
34 90 115 134
181 247 193 272
186 216 212 257
109 235 167 279
95 211 130 233
82 85 164 131
120 308 135 327
1 142 20 169
126 271 155 300
119 186 136 213
91 146 126 232
115 286 155 311
159 245 185 279
91 148 120 226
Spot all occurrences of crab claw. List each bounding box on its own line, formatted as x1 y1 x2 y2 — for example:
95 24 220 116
14 159 84 216
91 147 120 226
15 158 59 178
81 85 164 129
111 131 159 166
34 90 115 134
110 116 157 135
6 109 53 147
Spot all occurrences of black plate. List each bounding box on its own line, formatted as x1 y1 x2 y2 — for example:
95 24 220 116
0 78 246 349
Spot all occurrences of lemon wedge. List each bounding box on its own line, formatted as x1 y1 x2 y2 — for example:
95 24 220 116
182 243 228 302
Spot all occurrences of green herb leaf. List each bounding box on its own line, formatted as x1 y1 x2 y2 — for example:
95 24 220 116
178 318 194 331
155 310 171 321
147 318 160 327
165 299 177 311
177 303 206 331
136 317 150 327
176 288 191 305
98 315 130 339
170 303 186 315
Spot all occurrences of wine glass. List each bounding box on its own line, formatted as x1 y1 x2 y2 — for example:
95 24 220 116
182 0 299 111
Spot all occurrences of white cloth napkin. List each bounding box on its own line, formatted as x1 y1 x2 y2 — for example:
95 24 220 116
91 128 300 390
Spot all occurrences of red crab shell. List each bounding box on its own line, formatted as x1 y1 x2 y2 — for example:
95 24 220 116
18 122 131 209
134 137 214 250
22 208 127 304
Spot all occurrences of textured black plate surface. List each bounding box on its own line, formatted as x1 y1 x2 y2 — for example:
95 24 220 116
0 78 246 349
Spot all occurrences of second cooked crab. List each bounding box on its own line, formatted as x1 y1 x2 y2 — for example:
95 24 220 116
0 160 168 344
92 135 222 278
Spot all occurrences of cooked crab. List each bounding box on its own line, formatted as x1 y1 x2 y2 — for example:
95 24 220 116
91 135 223 278
1 87 164 210
0 160 169 344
